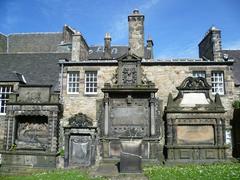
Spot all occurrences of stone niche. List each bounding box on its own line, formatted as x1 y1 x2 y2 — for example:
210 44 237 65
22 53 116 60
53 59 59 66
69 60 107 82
100 52 162 163
0 85 60 172
64 113 97 167
165 77 227 163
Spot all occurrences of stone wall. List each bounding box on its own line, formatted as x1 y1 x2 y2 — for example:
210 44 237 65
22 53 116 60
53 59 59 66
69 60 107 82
61 65 117 125
61 63 235 127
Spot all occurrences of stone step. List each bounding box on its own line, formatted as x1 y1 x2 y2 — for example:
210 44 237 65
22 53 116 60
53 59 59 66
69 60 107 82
0 164 53 175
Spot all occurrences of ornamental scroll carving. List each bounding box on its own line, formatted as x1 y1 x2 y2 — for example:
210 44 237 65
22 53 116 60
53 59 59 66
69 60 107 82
177 77 211 90
68 113 93 127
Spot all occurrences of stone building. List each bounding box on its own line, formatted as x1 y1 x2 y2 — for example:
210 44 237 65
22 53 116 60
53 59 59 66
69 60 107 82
0 10 240 171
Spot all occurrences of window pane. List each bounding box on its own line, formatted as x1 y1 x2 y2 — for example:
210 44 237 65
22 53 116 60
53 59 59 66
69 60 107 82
67 72 80 93
0 85 13 113
211 71 224 95
85 71 98 94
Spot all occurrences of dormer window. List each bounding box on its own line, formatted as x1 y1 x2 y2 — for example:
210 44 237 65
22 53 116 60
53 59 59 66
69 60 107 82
0 85 13 114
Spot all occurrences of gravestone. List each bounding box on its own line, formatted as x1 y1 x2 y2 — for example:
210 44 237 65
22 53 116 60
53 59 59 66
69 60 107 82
120 138 142 173
64 113 97 167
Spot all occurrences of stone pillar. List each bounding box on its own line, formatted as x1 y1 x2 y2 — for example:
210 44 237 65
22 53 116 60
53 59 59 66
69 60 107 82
150 93 155 136
104 33 112 59
137 60 141 85
64 131 70 167
128 9 144 58
104 93 109 136
71 32 82 61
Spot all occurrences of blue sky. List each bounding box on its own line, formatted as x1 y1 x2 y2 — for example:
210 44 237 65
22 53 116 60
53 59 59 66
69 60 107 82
0 0 239 59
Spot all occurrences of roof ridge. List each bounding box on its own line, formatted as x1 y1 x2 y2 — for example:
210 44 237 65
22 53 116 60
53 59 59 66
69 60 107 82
8 32 62 35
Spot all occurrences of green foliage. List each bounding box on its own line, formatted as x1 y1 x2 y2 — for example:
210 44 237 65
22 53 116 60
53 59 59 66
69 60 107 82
58 148 65 157
1 169 105 180
9 144 17 151
232 100 240 109
144 163 240 180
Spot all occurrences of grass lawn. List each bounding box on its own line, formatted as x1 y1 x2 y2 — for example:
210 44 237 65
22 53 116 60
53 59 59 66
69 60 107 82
0 169 106 180
144 163 240 180
1 163 240 180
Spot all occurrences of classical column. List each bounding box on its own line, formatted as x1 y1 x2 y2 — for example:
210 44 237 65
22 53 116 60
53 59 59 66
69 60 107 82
150 93 155 136
104 93 109 136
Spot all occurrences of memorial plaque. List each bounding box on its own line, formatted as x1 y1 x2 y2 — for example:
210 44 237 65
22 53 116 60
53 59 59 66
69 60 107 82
177 125 214 145
111 106 146 125
69 135 91 166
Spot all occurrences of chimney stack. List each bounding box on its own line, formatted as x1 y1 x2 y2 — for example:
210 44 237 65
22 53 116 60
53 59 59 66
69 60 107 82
146 36 154 59
104 33 112 59
71 32 89 61
199 26 223 62
128 9 144 58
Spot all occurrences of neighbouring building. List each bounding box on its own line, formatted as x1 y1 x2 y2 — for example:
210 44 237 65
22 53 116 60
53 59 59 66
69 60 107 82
0 10 240 172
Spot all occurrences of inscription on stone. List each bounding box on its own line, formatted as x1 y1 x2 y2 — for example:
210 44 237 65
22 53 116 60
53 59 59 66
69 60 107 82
111 106 145 125
177 125 214 145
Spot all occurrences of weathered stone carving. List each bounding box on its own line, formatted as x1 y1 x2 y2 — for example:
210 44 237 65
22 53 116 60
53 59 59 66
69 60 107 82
177 77 211 90
122 67 137 85
68 113 93 127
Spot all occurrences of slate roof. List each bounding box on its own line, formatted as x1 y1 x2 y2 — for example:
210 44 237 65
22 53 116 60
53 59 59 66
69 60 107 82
0 53 70 90
88 45 152 60
2 33 63 53
223 50 240 86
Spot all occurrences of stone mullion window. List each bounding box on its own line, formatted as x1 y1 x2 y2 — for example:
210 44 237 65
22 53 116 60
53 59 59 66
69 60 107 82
67 71 80 94
85 71 97 94
0 85 13 114
211 71 224 95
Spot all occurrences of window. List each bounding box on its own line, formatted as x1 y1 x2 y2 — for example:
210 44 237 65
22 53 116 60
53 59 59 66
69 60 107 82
211 71 224 95
85 71 97 94
67 71 80 94
192 71 206 78
0 86 13 114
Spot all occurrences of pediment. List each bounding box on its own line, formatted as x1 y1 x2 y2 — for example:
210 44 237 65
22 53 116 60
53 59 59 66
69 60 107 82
177 77 211 91
68 113 93 127
118 52 141 61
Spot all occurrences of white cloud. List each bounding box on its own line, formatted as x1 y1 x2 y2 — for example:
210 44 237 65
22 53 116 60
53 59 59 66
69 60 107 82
109 0 161 44
139 0 160 11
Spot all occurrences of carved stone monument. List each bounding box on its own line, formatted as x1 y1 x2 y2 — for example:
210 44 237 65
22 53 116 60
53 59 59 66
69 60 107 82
100 52 161 170
165 77 227 163
0 85 60 173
